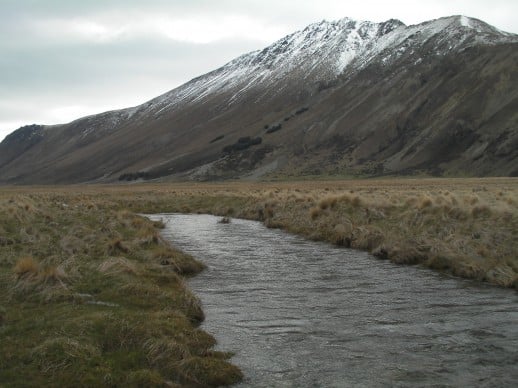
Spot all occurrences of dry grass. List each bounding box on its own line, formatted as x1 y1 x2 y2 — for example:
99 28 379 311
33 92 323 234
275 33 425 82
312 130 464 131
30 337 101 374
13 256 40 279
1 178 517 386
0 190 241 386
151 246 206 275
70 177 516 289
98 257 139 275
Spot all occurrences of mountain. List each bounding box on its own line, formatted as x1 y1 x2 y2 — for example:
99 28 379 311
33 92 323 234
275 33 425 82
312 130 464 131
1 15 517 184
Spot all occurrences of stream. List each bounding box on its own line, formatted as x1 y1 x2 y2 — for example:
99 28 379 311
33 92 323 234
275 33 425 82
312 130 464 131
148 214 518 387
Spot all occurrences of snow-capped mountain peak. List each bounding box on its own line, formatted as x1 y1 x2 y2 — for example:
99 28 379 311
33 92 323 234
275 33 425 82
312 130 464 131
144 17 408 113
143 15 517 117
232 16 403 74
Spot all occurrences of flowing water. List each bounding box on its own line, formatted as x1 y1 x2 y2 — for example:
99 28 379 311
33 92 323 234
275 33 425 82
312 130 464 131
148 214 518 387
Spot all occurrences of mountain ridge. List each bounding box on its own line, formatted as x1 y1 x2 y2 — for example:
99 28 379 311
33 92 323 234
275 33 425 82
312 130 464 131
1 15 517 184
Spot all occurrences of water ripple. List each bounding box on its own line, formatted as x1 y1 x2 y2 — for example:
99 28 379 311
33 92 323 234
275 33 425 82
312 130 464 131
149 214 518 388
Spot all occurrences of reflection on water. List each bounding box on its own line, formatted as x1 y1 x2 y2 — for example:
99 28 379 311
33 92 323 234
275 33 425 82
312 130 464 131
148 214 518 387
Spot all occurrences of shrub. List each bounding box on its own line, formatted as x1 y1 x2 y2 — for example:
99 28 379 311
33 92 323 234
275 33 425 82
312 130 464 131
209 135 224 144
222 137 262 153
118 171 151 181
265 123 282 134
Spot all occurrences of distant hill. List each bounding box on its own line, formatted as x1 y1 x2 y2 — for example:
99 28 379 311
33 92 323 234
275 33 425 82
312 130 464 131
1 15 517 184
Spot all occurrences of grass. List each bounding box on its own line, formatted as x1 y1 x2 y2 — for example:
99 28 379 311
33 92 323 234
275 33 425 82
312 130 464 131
1 178 517 386
100 177 517 288
0 191 242 387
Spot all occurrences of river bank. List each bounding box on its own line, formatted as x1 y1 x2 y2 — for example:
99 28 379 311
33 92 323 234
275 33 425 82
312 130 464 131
0 191 242 386
120 178 517 289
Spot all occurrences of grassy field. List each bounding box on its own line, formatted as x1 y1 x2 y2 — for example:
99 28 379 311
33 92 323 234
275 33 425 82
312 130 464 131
114 177 517 288
0 191 242 387
1 178 517 386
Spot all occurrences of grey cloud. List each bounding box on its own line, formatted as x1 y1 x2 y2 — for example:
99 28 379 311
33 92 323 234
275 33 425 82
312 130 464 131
0 35 261 94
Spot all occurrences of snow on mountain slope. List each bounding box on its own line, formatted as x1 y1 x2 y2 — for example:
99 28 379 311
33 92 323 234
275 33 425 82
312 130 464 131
131 15 516 118
72 15 516 133
143 18 402 114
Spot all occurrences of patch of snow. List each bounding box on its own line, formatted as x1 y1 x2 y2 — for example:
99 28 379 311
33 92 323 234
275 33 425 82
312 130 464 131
95 15 518 124
460 15 471 28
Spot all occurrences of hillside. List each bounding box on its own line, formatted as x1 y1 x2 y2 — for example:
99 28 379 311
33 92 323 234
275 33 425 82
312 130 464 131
0 15 517 184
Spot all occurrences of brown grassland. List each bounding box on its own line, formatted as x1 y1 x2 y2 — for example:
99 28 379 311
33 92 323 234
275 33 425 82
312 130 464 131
0 178 517 386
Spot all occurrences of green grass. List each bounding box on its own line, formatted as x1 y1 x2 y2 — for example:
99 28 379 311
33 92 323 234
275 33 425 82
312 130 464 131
0 192 242 387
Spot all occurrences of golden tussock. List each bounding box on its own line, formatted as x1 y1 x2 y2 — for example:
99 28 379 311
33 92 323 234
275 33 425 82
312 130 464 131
13 257 40 279
98 257 139 275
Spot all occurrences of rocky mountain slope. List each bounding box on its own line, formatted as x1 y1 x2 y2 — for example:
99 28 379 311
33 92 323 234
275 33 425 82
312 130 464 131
1 15 517 184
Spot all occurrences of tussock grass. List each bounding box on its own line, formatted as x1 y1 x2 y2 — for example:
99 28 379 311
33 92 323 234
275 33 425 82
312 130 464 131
30 337 101 374
309 206 321 220
0 305 5 325
318 196 338 210
13 256 40 278
331 222 353 246
98 257 139 275
107 238 130 254
176 356 243 386
0 190 241 386
11 256 68 301
151 246 206 275
1 178 517 385
76 177 516 289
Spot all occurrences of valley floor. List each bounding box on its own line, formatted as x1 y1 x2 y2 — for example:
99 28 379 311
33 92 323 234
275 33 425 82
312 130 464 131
0 177 516 386
117 177 518 289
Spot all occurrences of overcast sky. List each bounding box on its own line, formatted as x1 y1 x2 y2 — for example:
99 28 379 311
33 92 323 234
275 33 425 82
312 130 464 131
1 0 517 142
